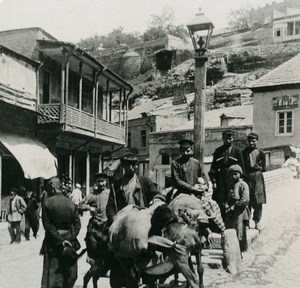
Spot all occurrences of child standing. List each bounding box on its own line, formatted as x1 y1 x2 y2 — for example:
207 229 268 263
225 164 250 254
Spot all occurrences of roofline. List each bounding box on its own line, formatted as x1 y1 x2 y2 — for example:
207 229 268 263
37 39 132 90
273 12 300 22
250 83 300 92
0 27 56 40
0 44 40 67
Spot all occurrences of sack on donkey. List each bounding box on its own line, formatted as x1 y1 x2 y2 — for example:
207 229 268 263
109 205 152 258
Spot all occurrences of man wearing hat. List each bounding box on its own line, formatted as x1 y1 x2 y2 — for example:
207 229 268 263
70 183 83 207
41 177 81 288
171 139 207 198
209 129 245 220
79 173 110 220
106 152 164 288
242 132 266 231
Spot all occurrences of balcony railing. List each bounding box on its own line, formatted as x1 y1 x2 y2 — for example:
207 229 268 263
38 104 125 142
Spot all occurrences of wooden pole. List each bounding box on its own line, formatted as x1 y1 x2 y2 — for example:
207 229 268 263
86 151 90 196
193 56 208 167
0 156 2 212
78 62 83 110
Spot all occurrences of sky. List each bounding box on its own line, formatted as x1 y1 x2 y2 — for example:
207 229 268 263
0 0 275 43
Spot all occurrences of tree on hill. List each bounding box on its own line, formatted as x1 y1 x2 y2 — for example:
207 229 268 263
227 6 251 32
77 27 143 53
142 7 189 42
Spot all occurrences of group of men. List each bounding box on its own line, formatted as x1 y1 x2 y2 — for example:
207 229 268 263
40 128 266 287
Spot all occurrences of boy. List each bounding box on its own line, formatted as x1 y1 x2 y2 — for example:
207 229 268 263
225 164 250 254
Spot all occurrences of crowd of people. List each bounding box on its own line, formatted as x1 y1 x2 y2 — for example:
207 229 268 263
6 129 293 288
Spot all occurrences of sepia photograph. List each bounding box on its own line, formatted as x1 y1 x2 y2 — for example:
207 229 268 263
0 0 299 287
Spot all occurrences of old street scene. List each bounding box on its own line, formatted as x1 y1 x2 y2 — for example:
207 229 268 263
1 0 300 287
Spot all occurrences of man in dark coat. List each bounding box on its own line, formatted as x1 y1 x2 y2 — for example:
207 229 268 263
209 129 245 220
41 177 81 288
242 132 266 231
171 139 207 198
106 153 164 288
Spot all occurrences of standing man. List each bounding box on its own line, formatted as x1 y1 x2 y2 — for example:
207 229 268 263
243 132 266 231
209 129 245 220
171 139 207 198
41 177 81 288
24 190 39 240
80 173 110 220
70 183 82 207
7 187 27 244
106 153 164 288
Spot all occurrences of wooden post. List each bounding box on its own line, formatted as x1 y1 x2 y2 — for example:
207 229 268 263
95 75 99 137
106 79 110 120
60 50 66 124
65 58 70 128
86 151 90 196
99 154 102 173
119 89 122 126
69 153 72 183
78 62 83 110
109 91 112 122
0 156 2 211
92 71 96 132
193 56 208 167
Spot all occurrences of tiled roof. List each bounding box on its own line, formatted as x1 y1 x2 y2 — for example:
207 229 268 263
250 53 300 89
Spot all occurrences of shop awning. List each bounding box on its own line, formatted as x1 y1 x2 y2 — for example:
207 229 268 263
0 131 57 179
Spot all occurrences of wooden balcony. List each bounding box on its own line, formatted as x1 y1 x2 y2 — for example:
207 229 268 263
38 104 125 144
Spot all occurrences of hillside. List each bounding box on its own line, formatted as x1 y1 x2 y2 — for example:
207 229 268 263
127 41 300 110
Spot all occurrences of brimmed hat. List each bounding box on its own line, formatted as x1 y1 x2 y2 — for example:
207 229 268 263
94 172 109 181
228 164 243 175
120 153 138 164
178 139 194 148
75 183 81 189
247 132 259 140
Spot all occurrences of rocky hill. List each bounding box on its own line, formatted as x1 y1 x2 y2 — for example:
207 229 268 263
116 41 300 111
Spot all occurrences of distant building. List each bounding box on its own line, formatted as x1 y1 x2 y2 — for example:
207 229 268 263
149 105 253 189
0 27 132 199
250 52 300 169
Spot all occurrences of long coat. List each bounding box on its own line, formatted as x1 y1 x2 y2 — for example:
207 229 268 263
106 175 163 225
171 156 206 195
41 193 81 288
209 144 245 213
243 147 266 205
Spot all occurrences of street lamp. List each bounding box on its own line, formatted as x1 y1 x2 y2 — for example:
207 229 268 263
187 9 214 167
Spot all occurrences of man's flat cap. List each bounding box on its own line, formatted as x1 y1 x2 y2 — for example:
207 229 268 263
178 139 194 148
222 129 234 136
121 153 138 164
247 132 259 140
94 172 109 180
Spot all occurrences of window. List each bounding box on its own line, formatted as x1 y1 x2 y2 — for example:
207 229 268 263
275 28 281 37
128 132 131 148
276 111 293 135
287 22 294 36
140 130 146 148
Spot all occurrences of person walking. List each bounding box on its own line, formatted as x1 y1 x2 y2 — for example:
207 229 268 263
24 190 39 240
283 151 300 178
171 139 207 199
243 132 266 231
70 183 82 207
6 187 27 244
225 164 250 254
209 129 245 220
40 177 81 288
